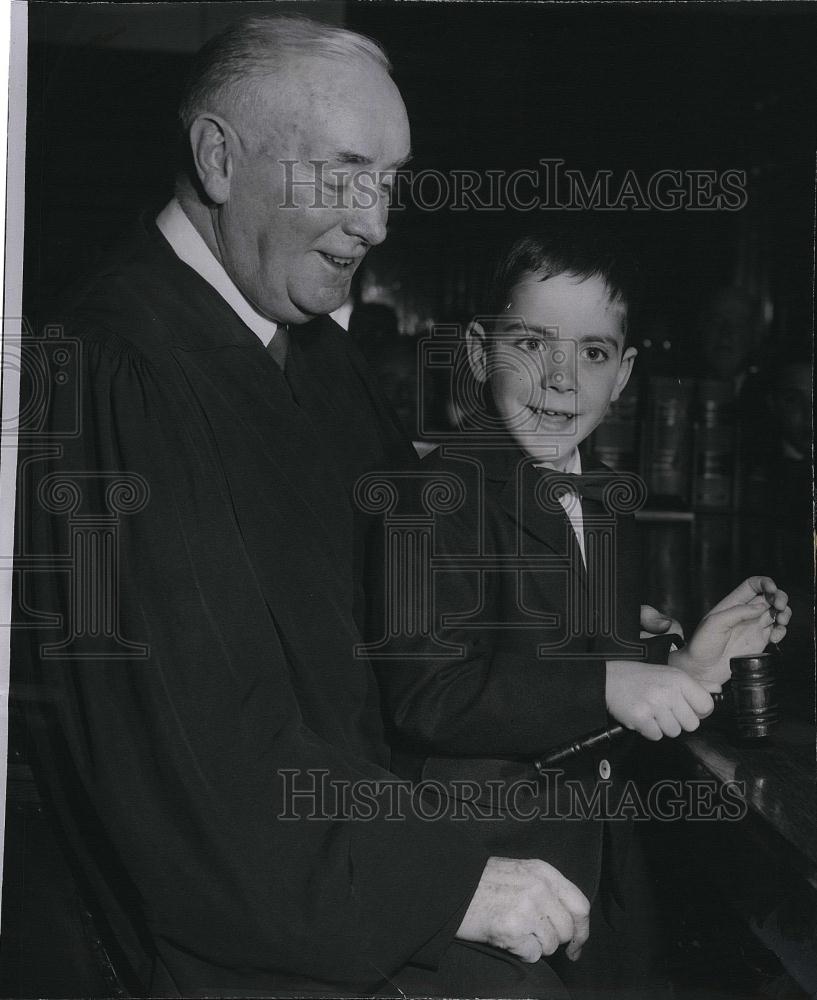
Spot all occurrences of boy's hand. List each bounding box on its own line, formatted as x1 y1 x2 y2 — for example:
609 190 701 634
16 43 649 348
640 604 684 640
707 577 791 643
605 660 714 741
669 576 791 689
457 857 591 963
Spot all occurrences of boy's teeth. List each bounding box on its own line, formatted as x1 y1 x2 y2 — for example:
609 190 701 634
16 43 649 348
536 408 572 418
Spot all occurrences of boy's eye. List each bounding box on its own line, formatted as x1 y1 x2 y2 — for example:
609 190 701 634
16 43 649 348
581 346 610 362
516 337 547 353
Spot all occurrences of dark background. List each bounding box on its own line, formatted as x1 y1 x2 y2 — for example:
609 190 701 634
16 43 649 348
24 1 816 354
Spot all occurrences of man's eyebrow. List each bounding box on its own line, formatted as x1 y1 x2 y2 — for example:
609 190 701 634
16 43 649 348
334 151 373 165
332 150 413 169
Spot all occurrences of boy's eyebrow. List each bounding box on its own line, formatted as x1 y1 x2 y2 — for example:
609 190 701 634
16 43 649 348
577 334 622 353
496 322 622 351
495 321 559 337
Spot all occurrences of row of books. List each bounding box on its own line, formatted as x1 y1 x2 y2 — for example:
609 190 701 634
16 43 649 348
588 376 772 512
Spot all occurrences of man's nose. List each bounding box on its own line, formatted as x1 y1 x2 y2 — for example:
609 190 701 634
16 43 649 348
342 189 389 246
539 342 577 391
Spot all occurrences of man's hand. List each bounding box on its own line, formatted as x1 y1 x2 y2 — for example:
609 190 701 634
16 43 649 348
669 576 791 689
640 604 684 640
457 857 590 963
605 660 714 741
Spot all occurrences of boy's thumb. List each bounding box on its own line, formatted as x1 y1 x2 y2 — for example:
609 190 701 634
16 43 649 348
711 603 769 630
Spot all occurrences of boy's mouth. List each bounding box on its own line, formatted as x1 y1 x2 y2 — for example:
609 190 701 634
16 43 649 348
527 405 575 422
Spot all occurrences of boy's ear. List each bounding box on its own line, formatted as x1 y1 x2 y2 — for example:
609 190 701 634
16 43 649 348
610 346 638 403
465 321 490 384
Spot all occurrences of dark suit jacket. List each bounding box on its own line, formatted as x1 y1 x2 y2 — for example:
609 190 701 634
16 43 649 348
14 217 493 996
373 441 675 908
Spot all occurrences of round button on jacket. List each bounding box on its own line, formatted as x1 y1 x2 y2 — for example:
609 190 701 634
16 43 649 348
598 758 612 780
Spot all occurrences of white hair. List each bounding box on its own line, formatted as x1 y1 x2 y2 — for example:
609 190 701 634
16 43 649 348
179 14 391 133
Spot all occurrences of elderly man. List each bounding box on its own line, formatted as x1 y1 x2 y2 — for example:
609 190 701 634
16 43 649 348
18 15 590 999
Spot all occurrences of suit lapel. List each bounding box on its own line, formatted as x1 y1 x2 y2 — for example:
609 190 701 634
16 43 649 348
481 443 642 658
492 449 631 612
482 448 587 604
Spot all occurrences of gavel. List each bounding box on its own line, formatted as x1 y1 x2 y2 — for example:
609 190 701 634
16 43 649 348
726 652 779 740
534 652 779 772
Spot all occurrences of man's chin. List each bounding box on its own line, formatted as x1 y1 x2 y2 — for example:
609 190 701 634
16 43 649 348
277 300 335 325
289 289 351 323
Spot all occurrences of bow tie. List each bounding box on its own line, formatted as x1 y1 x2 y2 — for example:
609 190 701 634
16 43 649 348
534 467 609 504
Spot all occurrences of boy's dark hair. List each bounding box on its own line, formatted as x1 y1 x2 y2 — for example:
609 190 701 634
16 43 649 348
487 220 641 346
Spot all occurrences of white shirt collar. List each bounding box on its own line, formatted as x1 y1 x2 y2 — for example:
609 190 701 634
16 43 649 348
534 448 586 566
156 198 279 348
534 449 582 474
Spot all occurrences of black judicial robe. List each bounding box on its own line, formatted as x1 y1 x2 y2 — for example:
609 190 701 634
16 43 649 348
15 218 490 995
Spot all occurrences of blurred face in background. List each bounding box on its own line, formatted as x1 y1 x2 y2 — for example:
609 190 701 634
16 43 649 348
377 347 420 439
768 361 811 457
700 287 759 380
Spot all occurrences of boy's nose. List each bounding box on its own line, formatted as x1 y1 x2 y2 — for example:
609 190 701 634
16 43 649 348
540 343 577 391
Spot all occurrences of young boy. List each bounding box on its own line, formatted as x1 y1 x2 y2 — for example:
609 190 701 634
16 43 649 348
372 227 790 998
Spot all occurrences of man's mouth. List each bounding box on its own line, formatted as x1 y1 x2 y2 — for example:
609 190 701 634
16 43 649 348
318 251 358 269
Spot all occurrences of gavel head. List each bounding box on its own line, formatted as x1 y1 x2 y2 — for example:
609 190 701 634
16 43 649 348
729 652 779 740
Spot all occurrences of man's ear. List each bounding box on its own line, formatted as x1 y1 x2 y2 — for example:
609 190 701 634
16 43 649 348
465 321 490 384
188 114 236 205
610 346 637 402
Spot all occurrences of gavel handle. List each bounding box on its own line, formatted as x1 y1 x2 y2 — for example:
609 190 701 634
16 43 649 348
534 693 725 773
534 725 626 771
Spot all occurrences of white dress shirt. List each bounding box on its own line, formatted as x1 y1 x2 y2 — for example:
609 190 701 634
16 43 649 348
534 449 587 567
156 198 280 349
